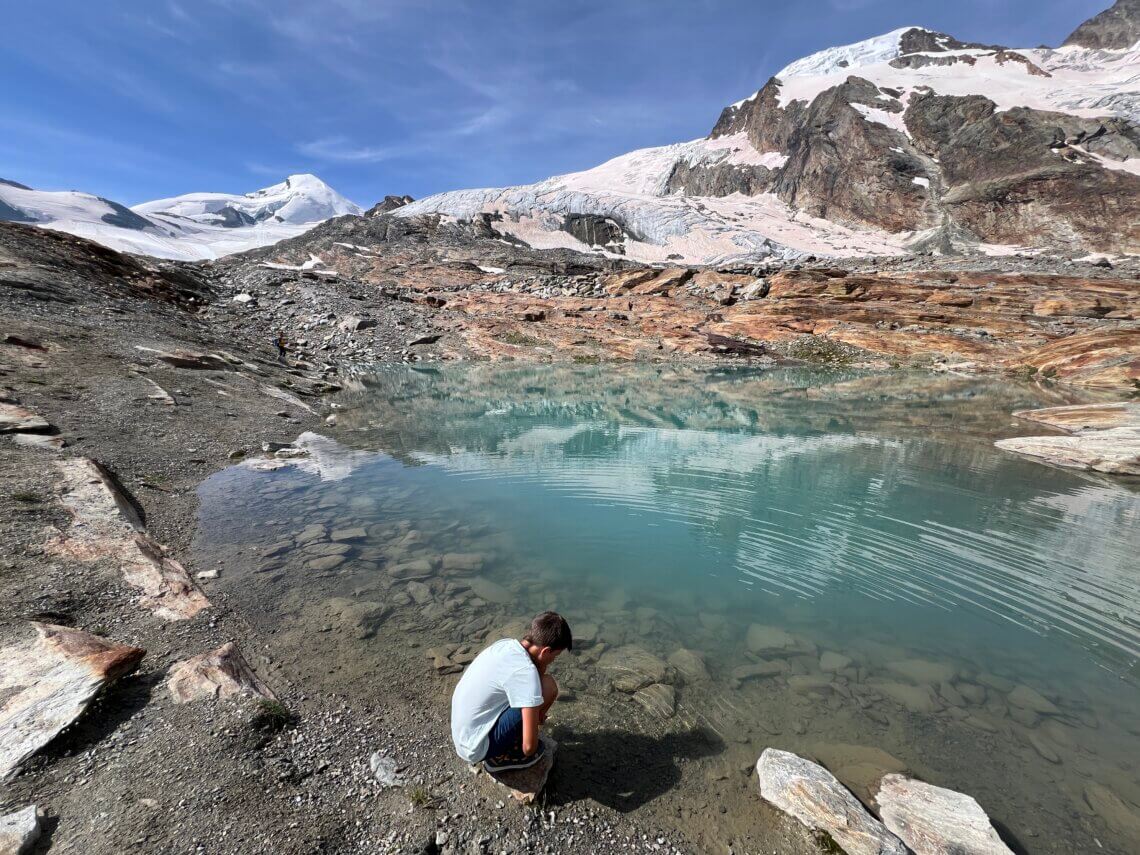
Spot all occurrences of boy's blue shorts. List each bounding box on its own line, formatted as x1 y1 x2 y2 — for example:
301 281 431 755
485 707 523 758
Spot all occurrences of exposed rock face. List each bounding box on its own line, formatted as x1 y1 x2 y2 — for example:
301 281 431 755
562 214 632 253
1064 0 1140 49
0 623 145 781
0 806 40 855
877 774 1013 855
755 748 908 855
996 402 1140 475
366 194 415 216
167 642 277 703
46 458 211 620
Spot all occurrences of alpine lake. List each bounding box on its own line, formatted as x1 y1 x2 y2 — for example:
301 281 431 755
193 363 1140 854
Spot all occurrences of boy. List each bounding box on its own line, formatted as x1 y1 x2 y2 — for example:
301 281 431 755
450 611 572 772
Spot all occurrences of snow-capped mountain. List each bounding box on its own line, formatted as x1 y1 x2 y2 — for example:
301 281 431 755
399 1 1140 263
0 174 361 261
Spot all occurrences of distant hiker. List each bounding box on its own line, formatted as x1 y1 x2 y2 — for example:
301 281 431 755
450 611 571 772
274 331 288 362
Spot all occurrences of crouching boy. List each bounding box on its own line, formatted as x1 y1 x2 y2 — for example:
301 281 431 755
450 611 572 772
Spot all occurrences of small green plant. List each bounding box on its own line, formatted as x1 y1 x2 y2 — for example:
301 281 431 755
253 698 292 731
572 354 601 364
407 786 432 807
786 336 855 366
497 331 542 347
11 491 43 504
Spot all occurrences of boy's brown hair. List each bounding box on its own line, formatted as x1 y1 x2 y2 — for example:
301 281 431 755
524 611 573 651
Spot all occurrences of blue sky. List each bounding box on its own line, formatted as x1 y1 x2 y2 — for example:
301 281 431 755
1 0 1108 207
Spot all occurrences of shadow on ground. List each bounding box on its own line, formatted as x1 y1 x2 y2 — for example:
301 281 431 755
545 725 723 811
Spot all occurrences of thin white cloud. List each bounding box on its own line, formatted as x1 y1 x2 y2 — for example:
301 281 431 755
296 136 407 163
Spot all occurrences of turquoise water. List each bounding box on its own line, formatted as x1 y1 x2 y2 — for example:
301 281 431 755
195 364 1140 853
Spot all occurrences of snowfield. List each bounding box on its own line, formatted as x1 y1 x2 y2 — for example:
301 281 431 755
0 174 360 261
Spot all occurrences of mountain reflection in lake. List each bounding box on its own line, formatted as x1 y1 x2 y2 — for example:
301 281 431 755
195 364 1140 854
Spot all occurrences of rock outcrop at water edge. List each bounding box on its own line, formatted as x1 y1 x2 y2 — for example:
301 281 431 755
876 773 1013 854
995 402 1140 475
0 623 145 781
755 748 908 855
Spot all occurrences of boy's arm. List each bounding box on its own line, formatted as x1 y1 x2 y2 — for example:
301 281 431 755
521 706 541 756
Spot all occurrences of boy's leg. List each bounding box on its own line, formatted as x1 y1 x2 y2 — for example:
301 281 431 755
539 673 559 723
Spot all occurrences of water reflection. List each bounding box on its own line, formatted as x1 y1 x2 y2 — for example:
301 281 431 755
196 363 1140 855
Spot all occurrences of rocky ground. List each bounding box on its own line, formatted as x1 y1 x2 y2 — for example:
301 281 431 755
1 217 1137 854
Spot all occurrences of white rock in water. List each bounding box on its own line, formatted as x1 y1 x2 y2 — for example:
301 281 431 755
755 748 907 855
0 623 145 781
995 428 1140 475
369 752 404 787
877 773 1013 854
0 805 40 855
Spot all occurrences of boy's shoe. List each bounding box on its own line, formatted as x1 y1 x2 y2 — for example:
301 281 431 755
483 741 546 773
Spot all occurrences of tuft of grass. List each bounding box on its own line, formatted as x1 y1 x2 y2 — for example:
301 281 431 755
497 331 543 347
11 491 44 504
786 336 855 366
572 354 601 364
407 786 432 808
253 698 292 731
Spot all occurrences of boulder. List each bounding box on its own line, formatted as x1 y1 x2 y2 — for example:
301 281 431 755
730 660 787 686
1006 684 1059 715
486 735 558 804
0 806 40 855
868 680 940 714
133 345 235 371
167 642 276 704
819 651 853 672
465 575 513 604
388 558 435 580
877 773 1013 854
0 623 145 781
441 552 485 575
755 748 907 855
667 648 710 683
632 683 676 718
745 624 799 656
45 458 210 621
0 403 50 434
598 645 671 693
1084 783 1140 840
330 526 367 542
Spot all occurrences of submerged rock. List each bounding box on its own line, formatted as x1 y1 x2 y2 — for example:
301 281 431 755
0 806 40 855
745 624 799 656
877 773 1013 854
598 645 671 693
667 647 710 683
0 623 145 781
632 683 676 717
167 642 277 704
465 575 512 604
1084 782 1140 840
755 748 907 855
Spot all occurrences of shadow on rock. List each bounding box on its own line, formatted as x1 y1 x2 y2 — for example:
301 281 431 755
545 725 723 812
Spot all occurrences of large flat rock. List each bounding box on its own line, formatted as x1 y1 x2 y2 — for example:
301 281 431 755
0 402 50 434
1010 402 1140 432
167 642 277 703
877 773 1012 854
0 623 145 781
994 427 1140 475
598 645 671 693
46 458 211 619
755 748 907 855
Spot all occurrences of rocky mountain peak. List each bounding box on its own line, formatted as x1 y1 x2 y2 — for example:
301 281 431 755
366 195 415 217
1063 0 1140 50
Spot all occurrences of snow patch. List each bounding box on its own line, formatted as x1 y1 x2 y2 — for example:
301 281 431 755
851 103 910 136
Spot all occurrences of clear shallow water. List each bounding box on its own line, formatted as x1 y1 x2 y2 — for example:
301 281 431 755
195 364 1140 853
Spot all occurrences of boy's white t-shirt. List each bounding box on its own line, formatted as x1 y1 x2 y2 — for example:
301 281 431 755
450 639 544 763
